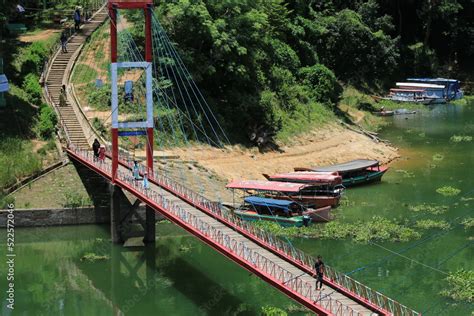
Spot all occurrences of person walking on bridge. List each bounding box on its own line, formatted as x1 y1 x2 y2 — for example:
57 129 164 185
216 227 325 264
314 255 325 290
60 32 68 53
73 7 81 31
59 85 67 107
92 139 100 161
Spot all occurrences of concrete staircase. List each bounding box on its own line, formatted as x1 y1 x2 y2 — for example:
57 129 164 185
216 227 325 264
45 9 108 149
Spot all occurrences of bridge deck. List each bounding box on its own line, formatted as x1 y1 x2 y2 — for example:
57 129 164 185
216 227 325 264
67 146 376 316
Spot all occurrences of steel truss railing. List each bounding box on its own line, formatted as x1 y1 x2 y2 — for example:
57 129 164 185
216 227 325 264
102 145 420 316
68 145 369 316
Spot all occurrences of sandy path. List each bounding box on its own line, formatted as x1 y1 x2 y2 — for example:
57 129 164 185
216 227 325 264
171 124 399 181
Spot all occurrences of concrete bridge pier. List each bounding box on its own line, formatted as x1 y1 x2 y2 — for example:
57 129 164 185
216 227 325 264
110 184 156 245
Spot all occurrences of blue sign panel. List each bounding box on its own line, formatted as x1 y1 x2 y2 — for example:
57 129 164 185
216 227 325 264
118 130 147 137
0 74 9 93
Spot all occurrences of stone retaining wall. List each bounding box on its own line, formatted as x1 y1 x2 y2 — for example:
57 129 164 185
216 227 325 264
0 206 164 228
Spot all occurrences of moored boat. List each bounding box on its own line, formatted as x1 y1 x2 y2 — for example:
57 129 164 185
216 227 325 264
233 196 332 226
372 110 394 117
226 180 341 208
381 78 464 104
295 159 388 187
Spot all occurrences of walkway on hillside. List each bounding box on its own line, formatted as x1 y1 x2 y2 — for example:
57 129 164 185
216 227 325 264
45 7 108 149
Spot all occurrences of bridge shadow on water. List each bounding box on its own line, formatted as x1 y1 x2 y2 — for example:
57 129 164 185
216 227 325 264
76 237 252 315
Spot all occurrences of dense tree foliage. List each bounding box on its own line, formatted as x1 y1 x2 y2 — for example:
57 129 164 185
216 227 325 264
152 0 471 142
1 0 472 144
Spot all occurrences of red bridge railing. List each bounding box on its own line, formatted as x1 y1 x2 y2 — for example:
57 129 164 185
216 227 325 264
108 146 420 316
68 145 369 315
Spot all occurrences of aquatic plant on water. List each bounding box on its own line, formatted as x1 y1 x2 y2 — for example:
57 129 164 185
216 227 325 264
440 269 474 303
462 217 474 230
260 306 288 316
80 253 109 262
432 153 444 161
253 216 421 243
415 219 450 230
395 169 415 178
450 135 472 143
408 203 448 215
436 186 461 197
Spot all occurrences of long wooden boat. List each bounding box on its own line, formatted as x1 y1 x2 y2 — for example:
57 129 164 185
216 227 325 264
226 180 341 208
372 110 394 117
233 196 332 227
295 159 388 187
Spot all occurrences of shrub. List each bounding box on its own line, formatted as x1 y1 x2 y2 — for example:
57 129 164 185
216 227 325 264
20 41 49 77
403 42 438 77
22 73 42 105
0 195 15 209
92 117 107 137
87 84 111 111
62 190 92 208
299 64 342 105
35 106 58 140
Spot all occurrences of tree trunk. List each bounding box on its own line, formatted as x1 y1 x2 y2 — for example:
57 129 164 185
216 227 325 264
423 0 433 46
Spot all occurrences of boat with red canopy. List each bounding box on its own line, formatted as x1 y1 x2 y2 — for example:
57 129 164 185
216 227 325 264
295 159 388 187
226 179 340 208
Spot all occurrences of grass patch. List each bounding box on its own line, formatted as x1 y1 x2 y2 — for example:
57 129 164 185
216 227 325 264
0 138 42 188
440 269 474 303
72 64 99 84
62 189 92 208
436 186 461 197
275 101 333 142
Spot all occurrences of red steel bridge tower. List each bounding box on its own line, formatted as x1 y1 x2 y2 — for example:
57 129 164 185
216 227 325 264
109 0 154 182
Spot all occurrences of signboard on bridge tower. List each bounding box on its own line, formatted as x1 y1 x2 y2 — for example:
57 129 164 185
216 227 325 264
108 0 154 183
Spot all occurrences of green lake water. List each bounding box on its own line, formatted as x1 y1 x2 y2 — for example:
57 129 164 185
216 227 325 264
1 101 473 315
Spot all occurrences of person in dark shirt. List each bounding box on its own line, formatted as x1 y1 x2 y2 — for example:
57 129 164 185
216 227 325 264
314 255 325 290
74 8 81 31
60 33 68 53
92 139 100 161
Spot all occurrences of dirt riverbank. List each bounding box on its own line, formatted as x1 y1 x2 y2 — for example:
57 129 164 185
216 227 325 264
171 123 399 181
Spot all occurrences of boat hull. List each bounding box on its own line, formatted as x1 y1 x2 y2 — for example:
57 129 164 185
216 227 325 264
342 167 388 187
233 210 309 227
303 206 332 222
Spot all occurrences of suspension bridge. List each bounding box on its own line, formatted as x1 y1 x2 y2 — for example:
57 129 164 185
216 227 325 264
43 1 421 315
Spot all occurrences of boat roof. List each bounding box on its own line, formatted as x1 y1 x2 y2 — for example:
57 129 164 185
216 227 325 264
244 196 296 211
407 78 459 83
311 159 380 173
226 180 309 192
266 172 342 184
396 82 445 89
390 88 425 92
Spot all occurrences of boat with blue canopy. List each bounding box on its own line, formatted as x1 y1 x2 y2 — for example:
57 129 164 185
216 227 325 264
233 196 332 227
